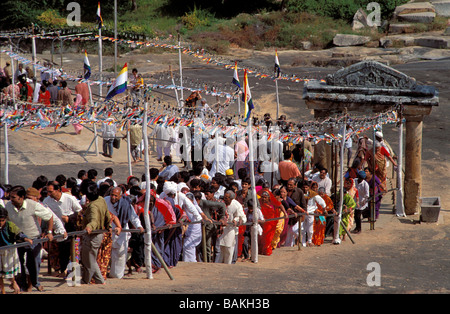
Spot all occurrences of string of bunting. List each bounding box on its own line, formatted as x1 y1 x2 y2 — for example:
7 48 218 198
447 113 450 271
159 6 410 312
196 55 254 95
0 95 401 145
1 48 238 100
1 31 316 84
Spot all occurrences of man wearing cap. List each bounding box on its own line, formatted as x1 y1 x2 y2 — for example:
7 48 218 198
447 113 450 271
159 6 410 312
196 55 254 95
5 185 54 292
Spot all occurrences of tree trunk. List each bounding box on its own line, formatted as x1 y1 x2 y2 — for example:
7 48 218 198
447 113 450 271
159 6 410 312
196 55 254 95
131 0 137 11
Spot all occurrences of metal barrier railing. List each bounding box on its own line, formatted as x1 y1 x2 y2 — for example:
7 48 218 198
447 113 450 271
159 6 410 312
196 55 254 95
0 210 347 283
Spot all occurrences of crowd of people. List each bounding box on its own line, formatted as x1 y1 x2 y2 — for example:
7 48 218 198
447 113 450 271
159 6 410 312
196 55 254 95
0 121 397 293
0 56 398 294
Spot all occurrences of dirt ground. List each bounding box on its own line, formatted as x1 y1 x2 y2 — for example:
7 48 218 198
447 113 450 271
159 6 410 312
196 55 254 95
0 41 449 295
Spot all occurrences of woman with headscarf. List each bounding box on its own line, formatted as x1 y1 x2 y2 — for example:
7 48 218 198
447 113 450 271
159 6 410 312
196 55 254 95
338 178 357 241
257 189 282 256
158 181 185 268
364 167 383 220
364 141 397 192
270 188 289 250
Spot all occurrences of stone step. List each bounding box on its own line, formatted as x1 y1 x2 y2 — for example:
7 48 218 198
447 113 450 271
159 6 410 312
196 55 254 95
414 36 450 48
389 23 416 34
394 2 436 17
332 34 371 47
380 35 450 49
397 12 436 24
430 0 450 17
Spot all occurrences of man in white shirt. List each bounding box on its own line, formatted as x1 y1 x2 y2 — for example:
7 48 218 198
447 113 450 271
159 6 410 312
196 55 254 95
353 171 370 234
218 190 247 264
311 168 333 196
153 122 173 161
97 167 117 187
208 137 235 178
198 99 215 119
6 186 54 292
211 176 226 200
104 187 144 278
43 181 82 277
339 124 354 168
101 120 117 158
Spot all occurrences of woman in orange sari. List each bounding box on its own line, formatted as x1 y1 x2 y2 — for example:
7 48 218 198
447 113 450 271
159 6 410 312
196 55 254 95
312 186 334 246
257 190 282 256
364 142 397 192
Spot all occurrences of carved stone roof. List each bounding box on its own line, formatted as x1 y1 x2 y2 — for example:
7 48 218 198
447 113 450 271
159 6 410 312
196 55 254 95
303 60 439 112
326 61 417 90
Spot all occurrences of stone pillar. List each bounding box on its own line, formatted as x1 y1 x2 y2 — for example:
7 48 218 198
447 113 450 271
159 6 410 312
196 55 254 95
404 115 423 215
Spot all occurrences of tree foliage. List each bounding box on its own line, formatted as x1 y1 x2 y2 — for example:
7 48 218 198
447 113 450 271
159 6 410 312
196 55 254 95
284 0 409 22
0 0 131 30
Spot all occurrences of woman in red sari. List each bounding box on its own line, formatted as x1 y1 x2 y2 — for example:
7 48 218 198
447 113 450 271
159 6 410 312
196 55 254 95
257 190 281 256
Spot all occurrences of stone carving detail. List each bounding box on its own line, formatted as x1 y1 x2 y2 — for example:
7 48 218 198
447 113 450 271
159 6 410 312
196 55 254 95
326 61 417 90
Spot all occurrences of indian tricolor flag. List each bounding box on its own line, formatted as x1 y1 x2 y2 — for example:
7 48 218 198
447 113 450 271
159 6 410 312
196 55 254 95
83 50 91 80
242 69 254 122
105 63 128 100
232 61 241 90
97 2 104 29
274 49 281 78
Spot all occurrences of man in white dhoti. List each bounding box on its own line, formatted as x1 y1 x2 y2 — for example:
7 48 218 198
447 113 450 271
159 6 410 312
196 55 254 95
178 126 192 170
159 182 206 262
104 187 144 279
218 190 247 264
153 122 172 161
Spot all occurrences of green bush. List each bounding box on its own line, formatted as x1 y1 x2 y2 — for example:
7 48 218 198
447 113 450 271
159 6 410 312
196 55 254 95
285 0 409 22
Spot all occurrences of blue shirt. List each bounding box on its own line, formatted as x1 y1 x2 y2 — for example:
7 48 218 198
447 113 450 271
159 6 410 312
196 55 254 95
159 164 179 180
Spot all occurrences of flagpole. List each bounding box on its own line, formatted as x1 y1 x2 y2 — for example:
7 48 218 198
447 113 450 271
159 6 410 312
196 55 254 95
334 120 346 244
177 32 183 106
274 50 280 121
169 65 179 104
237 94 241 124
243 69 259 263
396 105 405 217
142 100 153 279
10 45 17 110
98 27 102 100
4 44 16 184
3 118 8 185
127 121 133 176
249 112 259 263
114 0 117 77
31 23 37 87
87 83 99 156
275 79 280 121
